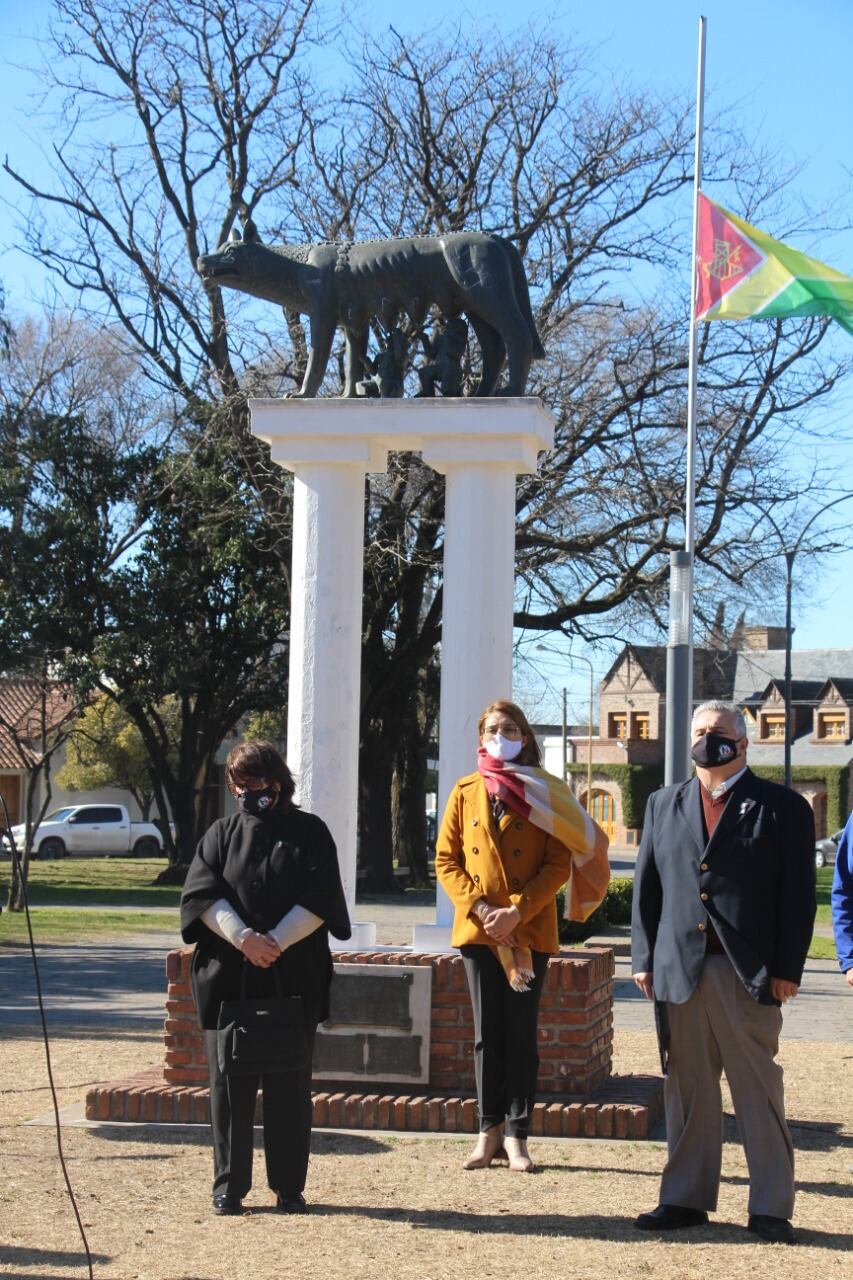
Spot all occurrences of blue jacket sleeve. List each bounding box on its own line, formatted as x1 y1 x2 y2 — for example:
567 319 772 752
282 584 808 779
831 814 853 974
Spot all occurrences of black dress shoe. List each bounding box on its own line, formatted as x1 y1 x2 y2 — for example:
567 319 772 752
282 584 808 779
212 1194 243 1216
635 1203 709 1231
276 1191 309 1214
747 1215 796 1244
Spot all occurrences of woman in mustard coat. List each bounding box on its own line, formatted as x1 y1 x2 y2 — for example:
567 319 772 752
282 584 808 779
435 700 609 1172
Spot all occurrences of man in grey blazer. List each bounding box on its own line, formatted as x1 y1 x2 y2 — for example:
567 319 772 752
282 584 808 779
631 700 816 1244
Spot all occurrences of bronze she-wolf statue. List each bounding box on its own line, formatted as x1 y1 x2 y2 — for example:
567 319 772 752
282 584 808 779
197 221 545 397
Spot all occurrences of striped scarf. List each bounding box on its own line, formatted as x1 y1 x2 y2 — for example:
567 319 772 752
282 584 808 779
477 748 611 990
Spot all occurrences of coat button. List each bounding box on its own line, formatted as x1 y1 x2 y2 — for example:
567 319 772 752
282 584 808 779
473 874 480 884
700 892 709 902
472 818 479 826
698 922 706 932
512 877 520 886
515 821 523 830
700 862 709 871
251 880 261 892
472 846 479 854
513 849 522 857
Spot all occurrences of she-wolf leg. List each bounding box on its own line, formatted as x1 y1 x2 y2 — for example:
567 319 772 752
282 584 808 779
467 313 506 398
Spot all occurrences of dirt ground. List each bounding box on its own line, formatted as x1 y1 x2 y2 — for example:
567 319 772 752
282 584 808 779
1 1025 851 1280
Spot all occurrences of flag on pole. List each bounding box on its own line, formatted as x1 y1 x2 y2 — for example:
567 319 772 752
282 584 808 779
694 193 853 335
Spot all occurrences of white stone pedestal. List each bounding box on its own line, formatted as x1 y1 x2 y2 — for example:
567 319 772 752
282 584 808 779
249 398 555 950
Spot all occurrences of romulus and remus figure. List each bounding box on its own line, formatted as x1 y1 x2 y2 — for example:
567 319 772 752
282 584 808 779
198 220 545 398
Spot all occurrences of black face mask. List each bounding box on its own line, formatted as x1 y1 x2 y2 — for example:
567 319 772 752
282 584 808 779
691 731 741 769
237 785 279 817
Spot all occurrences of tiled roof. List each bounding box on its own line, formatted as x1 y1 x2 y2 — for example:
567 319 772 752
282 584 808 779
743 679 825 705
0 679 77 769
601 644 735 697
732 649 853 704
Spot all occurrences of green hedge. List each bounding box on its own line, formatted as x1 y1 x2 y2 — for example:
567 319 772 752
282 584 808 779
564 762 663 827
557 876 633 944
749 765 850 833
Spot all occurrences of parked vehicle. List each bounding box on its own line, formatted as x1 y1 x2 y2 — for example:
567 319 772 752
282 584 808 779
0 804 166 859
815 830 844 870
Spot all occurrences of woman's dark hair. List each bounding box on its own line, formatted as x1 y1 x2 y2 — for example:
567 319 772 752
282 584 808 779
477 700 542 767
225 740 296 804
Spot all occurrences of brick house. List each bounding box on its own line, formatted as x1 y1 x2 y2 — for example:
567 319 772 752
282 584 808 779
541 627 853 847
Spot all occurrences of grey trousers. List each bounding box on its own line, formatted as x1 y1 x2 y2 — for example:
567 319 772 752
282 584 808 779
659 954 795 1219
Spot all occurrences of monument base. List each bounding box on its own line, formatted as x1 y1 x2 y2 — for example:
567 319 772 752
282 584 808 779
85 944 663 1136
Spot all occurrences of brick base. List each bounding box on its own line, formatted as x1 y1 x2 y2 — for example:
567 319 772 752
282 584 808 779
85 944 663 1137
85 1067 662 1139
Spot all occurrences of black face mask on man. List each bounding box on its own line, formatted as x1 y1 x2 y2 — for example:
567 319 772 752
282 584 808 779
691 731 741 769
236 785 278 817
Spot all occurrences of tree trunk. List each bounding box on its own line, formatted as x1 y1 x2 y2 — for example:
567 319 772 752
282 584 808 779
359 719 401 894
393 716 431 889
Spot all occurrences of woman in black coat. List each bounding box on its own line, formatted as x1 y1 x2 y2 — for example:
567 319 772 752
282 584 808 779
180 740 350 1216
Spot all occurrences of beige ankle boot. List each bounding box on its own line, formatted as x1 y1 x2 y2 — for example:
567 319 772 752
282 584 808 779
462 1124 506 1169
504 1135 534 1172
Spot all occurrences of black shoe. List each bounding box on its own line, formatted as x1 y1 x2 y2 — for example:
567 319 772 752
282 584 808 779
212 1193 243 1216
635 1203 709 1231
747 1215 796 1244
276 1191 309 1215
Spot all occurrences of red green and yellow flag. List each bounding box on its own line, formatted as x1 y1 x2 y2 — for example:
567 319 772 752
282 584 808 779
695 193 853 336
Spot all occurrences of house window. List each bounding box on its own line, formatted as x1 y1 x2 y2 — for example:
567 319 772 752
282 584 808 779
608 713 627 739
632 713 651 740
763 714 786 740
818 713 847 740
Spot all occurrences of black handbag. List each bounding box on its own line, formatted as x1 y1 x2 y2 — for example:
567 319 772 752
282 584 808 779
216 962 309 1077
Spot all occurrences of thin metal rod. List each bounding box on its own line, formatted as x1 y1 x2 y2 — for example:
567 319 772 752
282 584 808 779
587 664 594 816
784 550 794 789
666 16 707 785
685 14 707 564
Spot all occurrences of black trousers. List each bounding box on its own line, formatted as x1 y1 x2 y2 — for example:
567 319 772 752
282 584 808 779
204 1021 317 1200
460 945 549 1139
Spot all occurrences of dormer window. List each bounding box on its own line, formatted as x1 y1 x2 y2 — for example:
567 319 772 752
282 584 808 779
817 712 848 741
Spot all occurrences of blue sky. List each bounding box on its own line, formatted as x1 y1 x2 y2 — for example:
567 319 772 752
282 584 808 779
1 0 852 719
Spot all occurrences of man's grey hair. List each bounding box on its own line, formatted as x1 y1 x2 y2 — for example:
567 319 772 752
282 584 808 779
691 700 747 739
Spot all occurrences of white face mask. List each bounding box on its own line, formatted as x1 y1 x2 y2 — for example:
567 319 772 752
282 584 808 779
484 734 523 762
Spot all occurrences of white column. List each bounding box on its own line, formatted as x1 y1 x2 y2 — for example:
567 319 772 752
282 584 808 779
287 463 367 920
250 400 389 950
433 463 517 928
413 414 554 949
249 398 554 955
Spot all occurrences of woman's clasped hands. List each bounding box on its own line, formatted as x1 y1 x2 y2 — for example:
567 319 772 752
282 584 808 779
475 901 522 946
241 931 280 967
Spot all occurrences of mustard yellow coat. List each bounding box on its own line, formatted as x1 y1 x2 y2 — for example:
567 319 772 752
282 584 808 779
435 772 573 952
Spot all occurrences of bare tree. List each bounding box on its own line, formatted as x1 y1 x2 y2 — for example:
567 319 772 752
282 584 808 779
6 9 852 889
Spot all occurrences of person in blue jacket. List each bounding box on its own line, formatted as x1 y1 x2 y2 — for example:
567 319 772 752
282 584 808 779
831 813 853 989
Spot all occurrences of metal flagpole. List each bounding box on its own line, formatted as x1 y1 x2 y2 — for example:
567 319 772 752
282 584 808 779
665 14 707 786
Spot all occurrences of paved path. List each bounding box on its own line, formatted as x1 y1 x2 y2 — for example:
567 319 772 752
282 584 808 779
1 901 849 1039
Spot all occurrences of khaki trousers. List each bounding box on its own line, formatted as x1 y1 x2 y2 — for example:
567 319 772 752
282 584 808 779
660 953 795 1219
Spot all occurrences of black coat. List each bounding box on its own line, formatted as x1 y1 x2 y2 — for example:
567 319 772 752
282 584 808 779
631 769 816 1005
180 806 351 1029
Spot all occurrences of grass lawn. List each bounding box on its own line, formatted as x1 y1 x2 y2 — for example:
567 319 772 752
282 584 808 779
0 906 179 946
0 857 182 907
815 865 834 923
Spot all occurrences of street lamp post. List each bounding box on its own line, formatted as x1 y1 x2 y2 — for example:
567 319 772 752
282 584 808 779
535 646 595 812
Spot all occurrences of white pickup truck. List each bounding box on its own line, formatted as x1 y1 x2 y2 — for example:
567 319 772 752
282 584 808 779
1 804 166 859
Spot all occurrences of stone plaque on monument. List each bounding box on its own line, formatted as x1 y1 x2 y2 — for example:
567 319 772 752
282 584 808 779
313 964 432 1083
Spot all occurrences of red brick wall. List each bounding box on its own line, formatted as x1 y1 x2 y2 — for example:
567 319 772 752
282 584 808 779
162 945 613 1096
